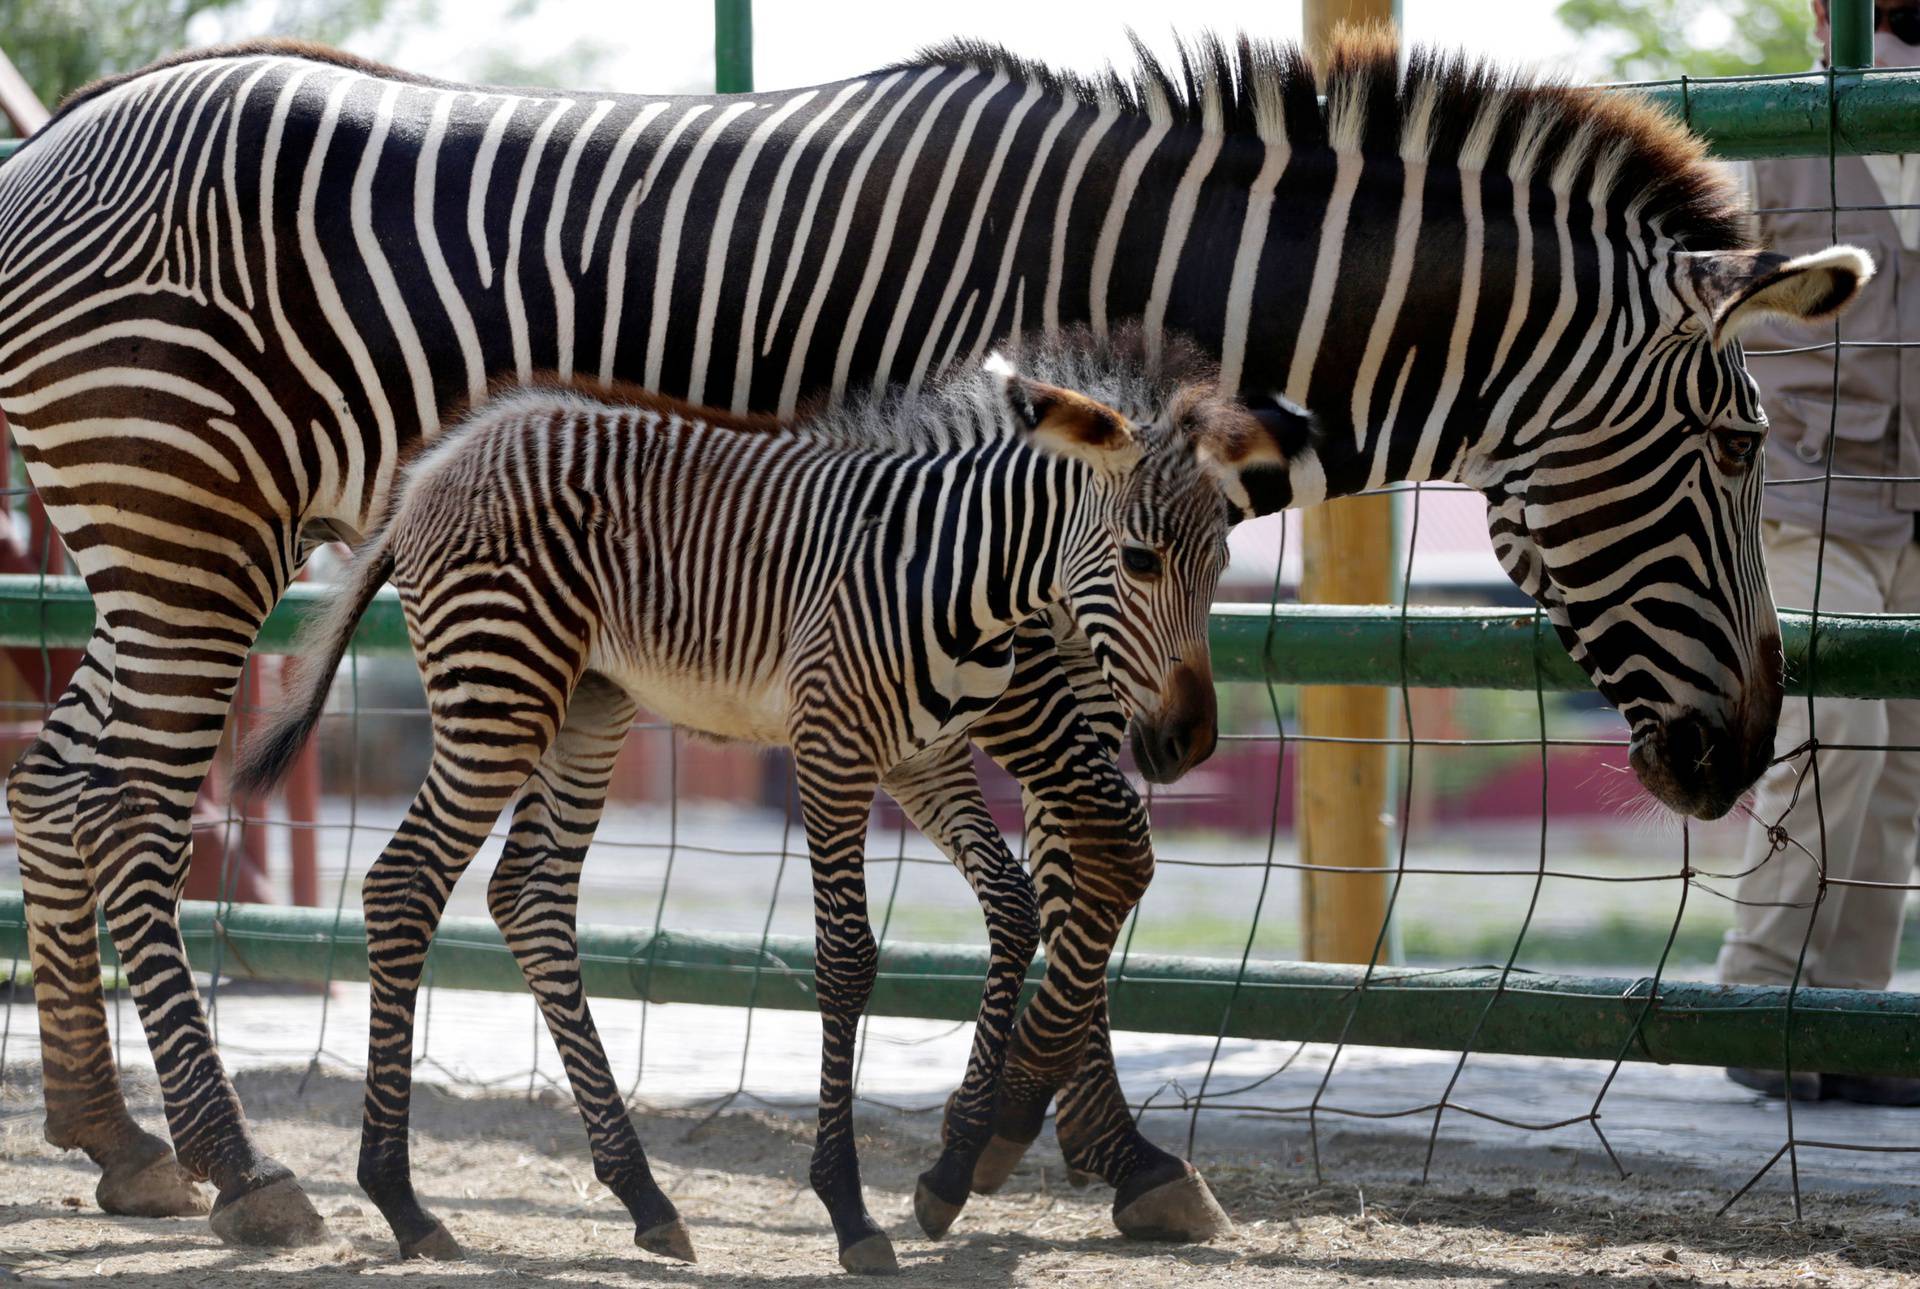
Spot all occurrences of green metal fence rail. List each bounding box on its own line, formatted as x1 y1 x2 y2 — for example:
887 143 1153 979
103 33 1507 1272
0 577 1911 696
2 893 1913 1077
1637 68 1920 158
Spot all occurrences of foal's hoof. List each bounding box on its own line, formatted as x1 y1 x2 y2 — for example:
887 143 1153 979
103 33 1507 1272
1066 1166 1099 1190
968 1134 1032 1196
838 1232 900 1275
912 1177 965 1240
97 1151 208 1218
209 1176 329 1248
1112 1165 1233 1243
636 1217 697 1263
400 1221 464 1261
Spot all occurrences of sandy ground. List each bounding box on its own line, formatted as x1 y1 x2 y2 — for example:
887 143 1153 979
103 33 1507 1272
0 1065 1916 1288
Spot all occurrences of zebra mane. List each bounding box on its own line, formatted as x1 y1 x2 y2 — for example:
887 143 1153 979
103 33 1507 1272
908 30 1748 251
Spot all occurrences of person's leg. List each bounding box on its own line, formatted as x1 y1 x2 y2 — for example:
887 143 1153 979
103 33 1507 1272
1718 523 1891 1096
1807 539 1920 1105
1813 719 1918 991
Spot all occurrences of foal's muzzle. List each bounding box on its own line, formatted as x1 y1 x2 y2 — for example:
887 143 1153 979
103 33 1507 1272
1127 663 1218 785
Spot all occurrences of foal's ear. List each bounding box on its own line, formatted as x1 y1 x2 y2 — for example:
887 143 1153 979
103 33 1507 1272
1681 245 1874 349
1187 389 1313 522
989 354 1140 473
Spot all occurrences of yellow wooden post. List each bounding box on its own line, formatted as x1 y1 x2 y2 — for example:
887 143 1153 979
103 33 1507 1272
1297 0 1399 964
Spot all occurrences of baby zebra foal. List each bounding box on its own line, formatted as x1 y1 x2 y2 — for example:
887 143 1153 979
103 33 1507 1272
237 338 1298 1273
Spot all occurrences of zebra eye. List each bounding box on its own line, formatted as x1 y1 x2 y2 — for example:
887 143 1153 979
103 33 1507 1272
1717 430 1762 466
1121 545 1164 579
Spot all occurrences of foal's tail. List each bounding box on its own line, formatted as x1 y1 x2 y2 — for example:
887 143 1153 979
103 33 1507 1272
234 529 398 795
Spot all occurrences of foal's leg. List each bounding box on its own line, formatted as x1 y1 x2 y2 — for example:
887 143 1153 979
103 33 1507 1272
789 715 892 1274
1021 812 1228 1241
485 672 691 1262
8 632 205 1217
880 739 1039 1240
355 660 569 1260
969 618 1230 1240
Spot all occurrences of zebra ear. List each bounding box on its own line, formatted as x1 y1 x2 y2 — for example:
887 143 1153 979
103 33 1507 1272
990 358 1140 472
1190 391 1313 521
1684 246 1875 349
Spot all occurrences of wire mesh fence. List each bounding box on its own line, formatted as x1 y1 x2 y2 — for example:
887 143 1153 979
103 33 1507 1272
0 50 1916 1225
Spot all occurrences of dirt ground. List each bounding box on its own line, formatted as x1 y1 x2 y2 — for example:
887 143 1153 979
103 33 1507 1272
0 1066 1915 1288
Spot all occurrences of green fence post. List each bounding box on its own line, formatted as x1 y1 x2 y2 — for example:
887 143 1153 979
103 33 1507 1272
715 0 754 94
1830 0 1874 70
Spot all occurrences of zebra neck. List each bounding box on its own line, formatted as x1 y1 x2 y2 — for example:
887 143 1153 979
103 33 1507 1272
888 444 1081 653
1217 158 1637 516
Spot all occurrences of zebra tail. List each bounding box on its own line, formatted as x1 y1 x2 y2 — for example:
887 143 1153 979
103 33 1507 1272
233 532 398 795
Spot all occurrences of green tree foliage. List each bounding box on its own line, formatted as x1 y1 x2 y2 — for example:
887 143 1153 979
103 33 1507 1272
1558 0 1819 81
0 0 409 113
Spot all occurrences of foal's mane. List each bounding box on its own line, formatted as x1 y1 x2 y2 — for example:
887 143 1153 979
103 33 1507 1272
907 30 1749 252
476 326 1215 460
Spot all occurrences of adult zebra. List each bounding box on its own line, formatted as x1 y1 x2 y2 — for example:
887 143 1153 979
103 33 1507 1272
0 29 1866 1254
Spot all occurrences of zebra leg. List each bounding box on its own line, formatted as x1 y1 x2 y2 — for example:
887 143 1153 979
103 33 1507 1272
969 619 1231 1241
790 730 893 1275
73 626 327 1246
484 672 692 1263
356 687 570 1261
880 739 1040 1241
8 632 206 1218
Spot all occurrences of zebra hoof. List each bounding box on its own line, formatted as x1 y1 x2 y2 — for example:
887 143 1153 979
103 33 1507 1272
967 1134 1032 1196
912 1177 965 1240
1112 1165 1233 1243
400 1221 464 1261
209 1175 329 1247
635 1217 696 1263
1066 1166 1099 1190
838 1231 900 1275
97 1151 209 1218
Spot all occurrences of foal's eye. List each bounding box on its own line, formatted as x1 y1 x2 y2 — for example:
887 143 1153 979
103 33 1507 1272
1121 545 1164 579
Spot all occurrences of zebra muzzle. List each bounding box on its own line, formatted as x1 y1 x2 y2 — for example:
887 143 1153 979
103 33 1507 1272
1629 710 1769 822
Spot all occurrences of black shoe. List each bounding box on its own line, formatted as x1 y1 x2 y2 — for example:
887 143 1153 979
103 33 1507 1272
1726 1067 1822 1101
1820 1074 1920 1106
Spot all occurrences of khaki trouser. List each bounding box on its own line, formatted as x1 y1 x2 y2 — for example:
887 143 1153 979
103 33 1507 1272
1717 522 1920 990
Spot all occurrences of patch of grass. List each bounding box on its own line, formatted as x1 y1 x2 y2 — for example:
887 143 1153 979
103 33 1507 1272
1399 911 1730 970
1402 910 1920 973
874 903 1920 977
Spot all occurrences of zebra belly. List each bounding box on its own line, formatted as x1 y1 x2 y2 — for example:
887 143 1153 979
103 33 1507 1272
595 657 794 748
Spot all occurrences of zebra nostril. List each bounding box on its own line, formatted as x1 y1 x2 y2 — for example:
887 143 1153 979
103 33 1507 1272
1161 729 1188 769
